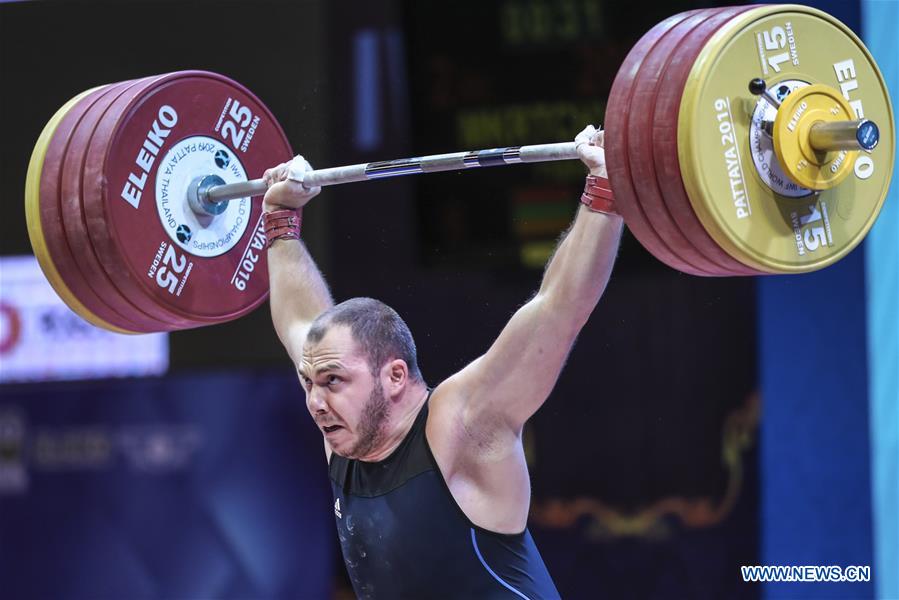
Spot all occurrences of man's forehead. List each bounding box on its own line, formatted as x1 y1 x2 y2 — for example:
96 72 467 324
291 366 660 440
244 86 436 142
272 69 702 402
301 325 362 367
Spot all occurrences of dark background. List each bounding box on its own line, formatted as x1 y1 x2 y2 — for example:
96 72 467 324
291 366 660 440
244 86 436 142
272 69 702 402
1 0 800 598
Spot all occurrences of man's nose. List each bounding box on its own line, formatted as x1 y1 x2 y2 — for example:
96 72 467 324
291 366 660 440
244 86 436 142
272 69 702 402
307 387 329 413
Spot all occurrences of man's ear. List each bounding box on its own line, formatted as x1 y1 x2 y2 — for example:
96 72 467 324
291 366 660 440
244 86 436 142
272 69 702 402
383 359 409 396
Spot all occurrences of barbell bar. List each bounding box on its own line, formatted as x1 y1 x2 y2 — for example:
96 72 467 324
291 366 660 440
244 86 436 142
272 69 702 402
195 142 580 211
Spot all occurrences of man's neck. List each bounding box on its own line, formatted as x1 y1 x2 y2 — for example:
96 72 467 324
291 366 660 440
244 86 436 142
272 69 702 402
359 384 429 462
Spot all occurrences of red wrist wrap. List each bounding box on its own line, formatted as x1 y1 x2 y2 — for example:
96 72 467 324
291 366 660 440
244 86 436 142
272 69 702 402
580 175 618 215
263 209 302 248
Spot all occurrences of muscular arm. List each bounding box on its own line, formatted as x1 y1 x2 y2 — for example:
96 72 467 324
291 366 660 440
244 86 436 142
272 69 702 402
268 238 333 362
264 157 334 362
435 127 622 434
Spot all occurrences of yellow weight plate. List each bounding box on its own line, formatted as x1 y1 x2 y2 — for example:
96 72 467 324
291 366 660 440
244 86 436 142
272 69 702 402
773 83 857 190
24 87 135 334
677 4 895 273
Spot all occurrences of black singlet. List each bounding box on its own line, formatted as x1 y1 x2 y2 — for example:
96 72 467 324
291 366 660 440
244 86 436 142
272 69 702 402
329 400 560 599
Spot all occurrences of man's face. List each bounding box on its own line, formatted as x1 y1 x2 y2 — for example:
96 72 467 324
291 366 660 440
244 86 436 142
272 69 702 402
300 325 391 459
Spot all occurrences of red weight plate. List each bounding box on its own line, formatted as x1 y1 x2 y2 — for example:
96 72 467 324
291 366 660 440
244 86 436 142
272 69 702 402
36 83 153 332
652 7 767 276
626 8 729 275
82 71 291 325
42 81 178 333
630 5 760 276
605 9 712 276
59 75 195 331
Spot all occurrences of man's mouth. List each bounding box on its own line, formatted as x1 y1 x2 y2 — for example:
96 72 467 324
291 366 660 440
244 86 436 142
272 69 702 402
323 425 343 433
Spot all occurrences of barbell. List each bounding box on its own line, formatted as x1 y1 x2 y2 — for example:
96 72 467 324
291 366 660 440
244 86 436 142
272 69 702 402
25 4 894 333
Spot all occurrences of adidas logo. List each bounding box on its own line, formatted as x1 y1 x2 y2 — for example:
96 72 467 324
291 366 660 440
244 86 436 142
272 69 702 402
334 498 342 519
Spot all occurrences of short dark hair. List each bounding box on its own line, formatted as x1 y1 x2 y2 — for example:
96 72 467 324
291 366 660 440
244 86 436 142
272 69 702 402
307 298 423 382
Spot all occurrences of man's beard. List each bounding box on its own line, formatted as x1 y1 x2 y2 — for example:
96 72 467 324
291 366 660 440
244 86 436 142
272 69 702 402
344 378 390 459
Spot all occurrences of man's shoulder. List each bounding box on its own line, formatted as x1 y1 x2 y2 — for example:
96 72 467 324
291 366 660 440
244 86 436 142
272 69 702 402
426 379 521 466
424 378 531 533
425 377 469 439
424 380 462 470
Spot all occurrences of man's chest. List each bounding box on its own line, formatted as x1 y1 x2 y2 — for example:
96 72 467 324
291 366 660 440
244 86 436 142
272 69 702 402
330 470 467 563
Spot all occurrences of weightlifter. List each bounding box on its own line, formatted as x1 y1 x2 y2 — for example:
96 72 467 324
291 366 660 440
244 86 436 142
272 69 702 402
261 125 622 599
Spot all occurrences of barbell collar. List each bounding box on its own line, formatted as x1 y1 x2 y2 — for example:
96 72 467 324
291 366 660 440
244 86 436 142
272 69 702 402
808 119 880 152
201 142 580 204
189 175 229 216
748 77 782 109
199 178 267 206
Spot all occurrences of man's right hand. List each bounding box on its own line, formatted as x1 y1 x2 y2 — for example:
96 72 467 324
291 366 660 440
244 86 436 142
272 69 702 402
575 125 607 178
262 155 322 212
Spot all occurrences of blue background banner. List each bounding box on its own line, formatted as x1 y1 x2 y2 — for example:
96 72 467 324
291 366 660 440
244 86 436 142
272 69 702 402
0 373 334 599
862 0 899 598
